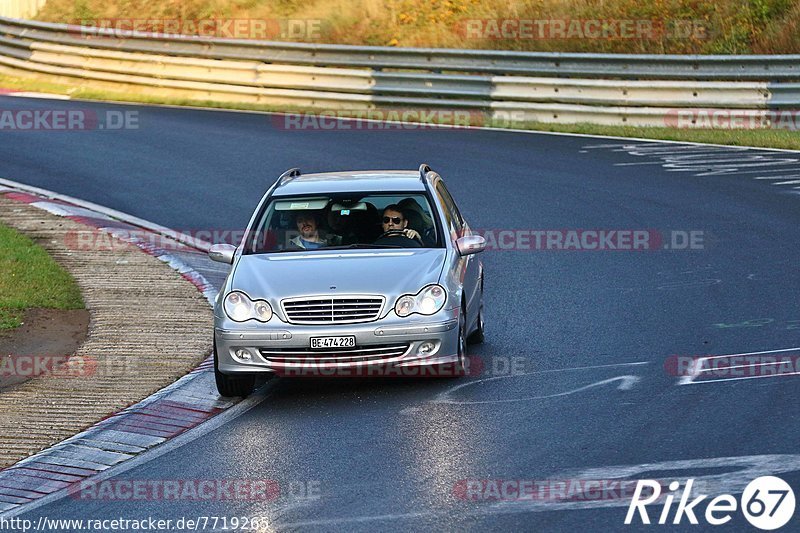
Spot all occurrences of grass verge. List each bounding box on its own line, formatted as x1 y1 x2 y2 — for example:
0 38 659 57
485 120 800 150
0 222 84 331
1 73 799 151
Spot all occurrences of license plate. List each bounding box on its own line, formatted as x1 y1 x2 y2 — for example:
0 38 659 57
310 335 356 349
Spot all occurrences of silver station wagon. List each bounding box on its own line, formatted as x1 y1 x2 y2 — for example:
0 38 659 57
209 164 486 397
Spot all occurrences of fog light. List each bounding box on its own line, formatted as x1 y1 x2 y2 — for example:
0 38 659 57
234 348 252 362
418 342 436 356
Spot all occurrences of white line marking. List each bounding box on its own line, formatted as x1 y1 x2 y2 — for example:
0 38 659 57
437 375 641 406
613 152 749 166
614 161 673 166
683 371 800 385
274 454 800 527
699 361 794 373
593 144 800 190
427 361 648 407
677 346 800 385
694 346 800 361
746 168 800 175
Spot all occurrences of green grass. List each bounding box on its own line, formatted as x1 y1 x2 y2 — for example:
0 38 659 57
486 120 800 151
3 73 799 150
0 223 84 331
0 74 79 95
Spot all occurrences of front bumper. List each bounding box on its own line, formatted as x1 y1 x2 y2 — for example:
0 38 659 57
215 313 460 377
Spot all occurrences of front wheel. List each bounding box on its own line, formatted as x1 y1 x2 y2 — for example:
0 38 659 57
452 305 468 377
214 338 255 398
467 279 485 345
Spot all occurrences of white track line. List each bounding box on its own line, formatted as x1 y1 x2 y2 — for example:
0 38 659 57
429 361 649 407
678 346 800 385
682 371 800 385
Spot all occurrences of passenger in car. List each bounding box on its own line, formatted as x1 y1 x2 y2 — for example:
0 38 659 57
288 211 330 249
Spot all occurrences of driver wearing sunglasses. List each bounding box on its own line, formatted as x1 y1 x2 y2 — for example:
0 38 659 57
375 205 422 246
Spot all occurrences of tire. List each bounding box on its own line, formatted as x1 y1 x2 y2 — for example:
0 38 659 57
453 303 468 377
467 278 485 345
214 337 255 398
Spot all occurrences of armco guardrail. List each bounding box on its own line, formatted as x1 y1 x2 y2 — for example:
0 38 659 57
0 16 798 127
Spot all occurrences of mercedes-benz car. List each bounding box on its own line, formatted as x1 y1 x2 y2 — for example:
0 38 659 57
208 164 486 397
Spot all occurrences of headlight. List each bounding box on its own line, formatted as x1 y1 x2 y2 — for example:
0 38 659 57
224 291 273 322
394 285 447 317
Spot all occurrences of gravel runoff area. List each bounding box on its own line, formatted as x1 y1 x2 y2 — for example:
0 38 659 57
0 194 212 469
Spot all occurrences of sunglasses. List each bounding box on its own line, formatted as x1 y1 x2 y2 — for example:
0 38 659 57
383 216 403 224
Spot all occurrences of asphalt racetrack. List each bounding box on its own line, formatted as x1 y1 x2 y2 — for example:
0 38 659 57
2 97 800 531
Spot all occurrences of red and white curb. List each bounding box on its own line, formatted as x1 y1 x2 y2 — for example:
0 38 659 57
0 183 232 515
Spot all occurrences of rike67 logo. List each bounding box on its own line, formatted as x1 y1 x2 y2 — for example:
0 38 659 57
625 476 795 530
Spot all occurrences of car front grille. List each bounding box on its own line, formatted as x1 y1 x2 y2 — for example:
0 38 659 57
259 343 409 364
282 296 385 324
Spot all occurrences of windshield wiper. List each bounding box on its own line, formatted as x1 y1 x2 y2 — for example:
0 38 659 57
324 244 402 250
246 248 307 255
247 244 404 255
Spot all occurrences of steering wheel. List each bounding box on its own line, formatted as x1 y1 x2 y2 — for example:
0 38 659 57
378 229 424 243
378 229 408 239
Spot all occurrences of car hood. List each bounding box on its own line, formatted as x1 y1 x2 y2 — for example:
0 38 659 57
231 249 447 310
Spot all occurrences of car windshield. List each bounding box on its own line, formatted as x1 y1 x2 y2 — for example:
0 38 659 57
245 193 442 254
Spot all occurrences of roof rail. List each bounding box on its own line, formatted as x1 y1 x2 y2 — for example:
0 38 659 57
277 167 301 186
418 163 432 182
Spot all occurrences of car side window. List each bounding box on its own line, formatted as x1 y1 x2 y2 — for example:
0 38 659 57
434 184 454 231
435 182 463 234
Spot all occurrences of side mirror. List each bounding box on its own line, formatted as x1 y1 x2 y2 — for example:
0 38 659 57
208 243 236 264
456 235 486 256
